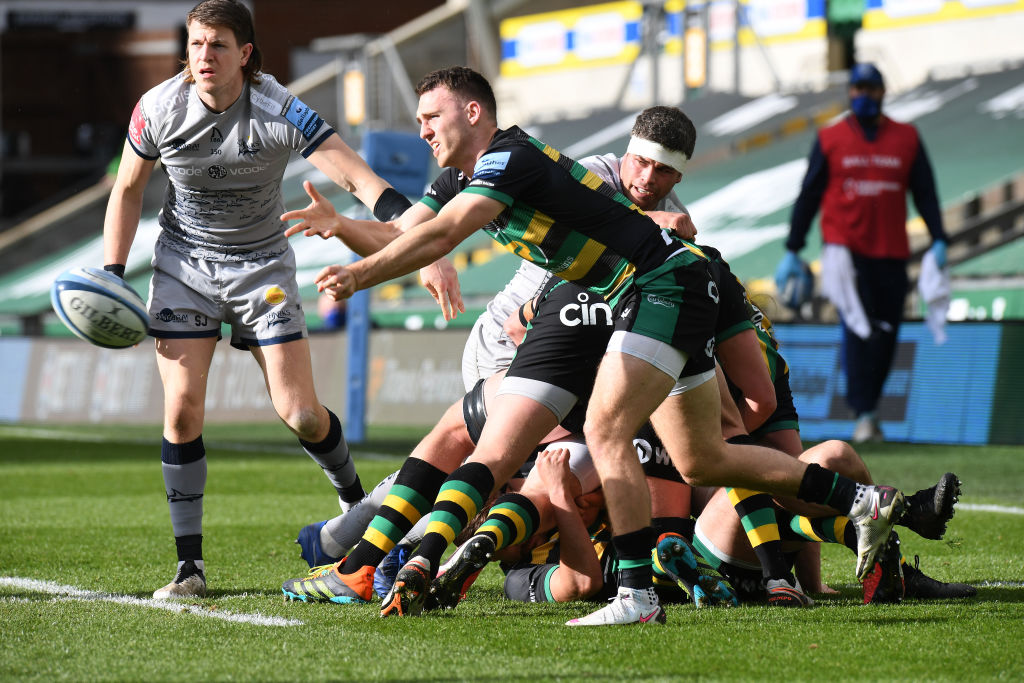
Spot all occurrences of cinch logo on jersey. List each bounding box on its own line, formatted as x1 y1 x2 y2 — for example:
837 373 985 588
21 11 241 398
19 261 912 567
156 308 189 324
68 297 146 344
264 286 286 305
559 292 613 327
634 437 673 468
282 96 324 140
472 152 511 180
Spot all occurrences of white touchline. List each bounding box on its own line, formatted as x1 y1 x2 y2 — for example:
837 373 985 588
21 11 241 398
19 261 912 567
1 576 304 627
959 503 1024 515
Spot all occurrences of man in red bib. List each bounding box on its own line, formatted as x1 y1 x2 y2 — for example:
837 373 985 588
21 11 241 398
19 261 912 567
776 63 948 443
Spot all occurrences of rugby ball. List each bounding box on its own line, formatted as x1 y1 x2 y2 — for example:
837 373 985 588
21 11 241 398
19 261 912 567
50 266 149 349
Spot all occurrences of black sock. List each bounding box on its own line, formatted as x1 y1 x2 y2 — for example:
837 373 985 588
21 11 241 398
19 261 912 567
797 463 859 513
613 527 656 590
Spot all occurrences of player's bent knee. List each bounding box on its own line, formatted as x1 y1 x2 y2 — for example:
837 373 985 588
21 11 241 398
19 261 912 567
279 405 323 440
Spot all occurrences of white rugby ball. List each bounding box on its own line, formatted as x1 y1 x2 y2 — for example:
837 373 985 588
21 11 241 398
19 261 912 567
50 266 149 349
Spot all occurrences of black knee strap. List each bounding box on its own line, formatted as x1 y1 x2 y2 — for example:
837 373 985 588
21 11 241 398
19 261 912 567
462 379 488 445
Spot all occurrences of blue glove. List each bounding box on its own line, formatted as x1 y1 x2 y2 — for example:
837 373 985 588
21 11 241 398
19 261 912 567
774 251 805 292
929 240 947 268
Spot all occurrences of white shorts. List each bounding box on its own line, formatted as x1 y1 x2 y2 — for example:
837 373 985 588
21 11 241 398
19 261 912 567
461 314 518 392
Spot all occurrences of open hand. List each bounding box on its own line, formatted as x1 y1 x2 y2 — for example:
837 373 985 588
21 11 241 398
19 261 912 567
282 180 343 239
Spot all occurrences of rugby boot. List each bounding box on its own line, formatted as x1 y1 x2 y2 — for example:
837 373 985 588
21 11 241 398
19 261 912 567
765 576 815 607
282 557 373 604
427 534 493 610
898 473 961 540
862 532 905 604
380 555 432 617
652 533 738 608
296 520 341 569
566 586 666 626
903 555 977 599
153 560 206 600
373 543 413 600
848 485 906 581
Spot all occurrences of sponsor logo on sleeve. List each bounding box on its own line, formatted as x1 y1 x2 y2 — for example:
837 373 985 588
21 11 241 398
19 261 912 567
472 151 511 179
128 100 146 147
281 95 325 140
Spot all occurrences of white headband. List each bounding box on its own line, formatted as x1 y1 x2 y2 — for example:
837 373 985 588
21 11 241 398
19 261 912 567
626 136 689 175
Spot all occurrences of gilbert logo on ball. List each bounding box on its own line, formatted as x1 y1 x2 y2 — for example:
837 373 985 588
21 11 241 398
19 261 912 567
50 266 149 349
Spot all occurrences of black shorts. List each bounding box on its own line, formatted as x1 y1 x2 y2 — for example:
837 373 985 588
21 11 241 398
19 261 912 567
504 280 612 430
506 281 612 396
634 423 684 484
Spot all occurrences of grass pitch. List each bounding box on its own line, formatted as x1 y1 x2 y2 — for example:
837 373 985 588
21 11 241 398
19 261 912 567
1 422 1022 681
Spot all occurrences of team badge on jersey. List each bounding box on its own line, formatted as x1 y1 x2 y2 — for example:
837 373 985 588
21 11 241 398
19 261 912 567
264 286 287 305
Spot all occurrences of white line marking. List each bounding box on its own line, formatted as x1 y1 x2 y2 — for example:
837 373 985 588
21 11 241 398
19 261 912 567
1 576 303 627
978 580 1024 588
959 503 1024 515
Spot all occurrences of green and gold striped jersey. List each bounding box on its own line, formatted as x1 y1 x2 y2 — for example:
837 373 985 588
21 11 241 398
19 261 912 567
420 126 698 298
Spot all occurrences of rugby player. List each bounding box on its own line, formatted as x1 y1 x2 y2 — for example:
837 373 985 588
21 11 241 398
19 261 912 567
101 0 459 598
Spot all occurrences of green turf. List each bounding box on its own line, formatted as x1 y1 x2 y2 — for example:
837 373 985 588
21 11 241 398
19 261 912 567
2 423 1022 681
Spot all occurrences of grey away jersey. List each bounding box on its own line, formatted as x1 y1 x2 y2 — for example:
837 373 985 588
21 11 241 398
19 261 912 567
127 72 334 261
474 152 688 339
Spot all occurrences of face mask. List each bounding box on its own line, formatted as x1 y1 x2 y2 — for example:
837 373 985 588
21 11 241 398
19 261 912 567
850 93 881 119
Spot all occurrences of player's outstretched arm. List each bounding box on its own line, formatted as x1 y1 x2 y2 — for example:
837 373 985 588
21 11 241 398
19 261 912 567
282 180 403 256
317 192 503 300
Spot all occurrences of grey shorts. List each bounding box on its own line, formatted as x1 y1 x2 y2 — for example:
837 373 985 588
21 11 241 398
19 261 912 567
149 241 307 350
